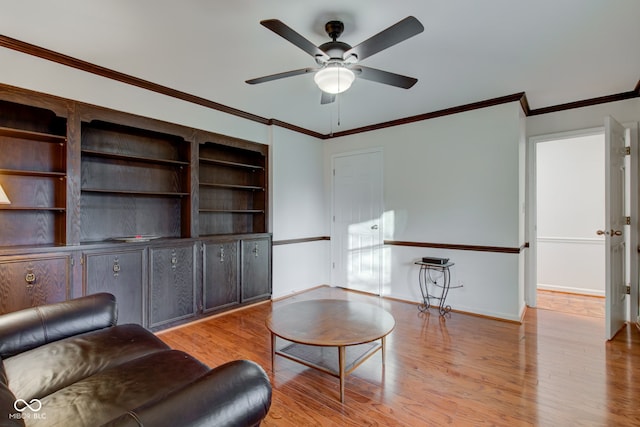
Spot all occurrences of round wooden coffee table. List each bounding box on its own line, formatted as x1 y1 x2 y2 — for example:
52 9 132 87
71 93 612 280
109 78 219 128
266 299 395 402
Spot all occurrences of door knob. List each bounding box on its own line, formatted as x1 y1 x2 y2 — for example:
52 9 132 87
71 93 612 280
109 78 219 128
597 229 623 236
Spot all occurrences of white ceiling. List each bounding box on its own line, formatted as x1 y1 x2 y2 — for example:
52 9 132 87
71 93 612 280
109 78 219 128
2 1 639 135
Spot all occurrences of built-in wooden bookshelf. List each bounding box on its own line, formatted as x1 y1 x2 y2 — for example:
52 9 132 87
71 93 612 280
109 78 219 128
0 101 67 246
198 142 267 235
0 84 271 328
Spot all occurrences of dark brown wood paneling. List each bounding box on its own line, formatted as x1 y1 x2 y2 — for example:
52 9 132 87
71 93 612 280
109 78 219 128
0 254 69 314
65 102 81 245
273 236 330 245
384 239 525 254
148 243 196 328
202 239 240 312
241 237 271 303
80 194 183 242
84 248 146 326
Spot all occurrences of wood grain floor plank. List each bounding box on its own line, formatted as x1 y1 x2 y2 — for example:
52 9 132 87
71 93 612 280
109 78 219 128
157 286 640 426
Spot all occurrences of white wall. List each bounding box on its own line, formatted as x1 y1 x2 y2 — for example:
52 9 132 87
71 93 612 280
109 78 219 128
325 102 526 321
270 127 329 298
536 134 605 295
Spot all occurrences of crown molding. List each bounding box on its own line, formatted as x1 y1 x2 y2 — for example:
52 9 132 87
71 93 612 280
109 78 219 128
1 34 638 140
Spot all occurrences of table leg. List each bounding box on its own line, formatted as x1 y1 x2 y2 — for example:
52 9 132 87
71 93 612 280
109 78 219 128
271 332 276 373
339 345 346 403
381 336 386 365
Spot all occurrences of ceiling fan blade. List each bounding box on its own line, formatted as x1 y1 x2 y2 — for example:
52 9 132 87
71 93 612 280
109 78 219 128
343 16 424 62
261 19 330 61
354 66 418 89
246 67 317 85
320 92 336 105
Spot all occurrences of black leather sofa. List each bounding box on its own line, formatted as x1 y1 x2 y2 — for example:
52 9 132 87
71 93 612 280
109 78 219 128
0 293 272 426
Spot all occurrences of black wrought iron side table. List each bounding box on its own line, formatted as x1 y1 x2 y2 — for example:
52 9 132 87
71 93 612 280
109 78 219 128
415 261 461 315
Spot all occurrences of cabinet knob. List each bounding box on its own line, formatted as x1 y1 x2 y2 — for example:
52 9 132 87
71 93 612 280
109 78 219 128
171 250 178 270
113 257 121 277
220 245 225 262
25 272 36 285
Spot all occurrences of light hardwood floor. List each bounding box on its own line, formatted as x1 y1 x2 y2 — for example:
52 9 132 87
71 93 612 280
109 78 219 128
536 289 605 318
158 287 640 426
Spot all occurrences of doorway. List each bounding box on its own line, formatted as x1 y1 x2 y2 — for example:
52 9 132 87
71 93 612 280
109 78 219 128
331 149 384 295
535 131 606 318
528 120 640 337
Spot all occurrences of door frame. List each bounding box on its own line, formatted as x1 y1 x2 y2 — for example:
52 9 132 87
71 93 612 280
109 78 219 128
526 124 639 327
527 126 605 308
330 147 384 295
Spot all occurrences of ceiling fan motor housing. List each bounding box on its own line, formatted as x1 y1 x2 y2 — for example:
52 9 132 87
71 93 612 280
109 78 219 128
325 21 344 40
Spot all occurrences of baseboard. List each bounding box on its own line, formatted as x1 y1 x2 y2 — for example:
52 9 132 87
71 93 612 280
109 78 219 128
271 284 330 302
537 284 605 297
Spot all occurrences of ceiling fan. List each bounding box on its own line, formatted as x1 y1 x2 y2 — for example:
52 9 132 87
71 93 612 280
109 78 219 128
246 16 424 104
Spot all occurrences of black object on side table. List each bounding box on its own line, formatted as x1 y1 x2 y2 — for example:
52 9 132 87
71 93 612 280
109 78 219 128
415 261 461 315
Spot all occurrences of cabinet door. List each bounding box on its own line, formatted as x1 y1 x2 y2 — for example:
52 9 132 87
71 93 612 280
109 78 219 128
241 237 271 303
203 240 239 312
83 249 146 326
0 255 69 314
149 244 196 328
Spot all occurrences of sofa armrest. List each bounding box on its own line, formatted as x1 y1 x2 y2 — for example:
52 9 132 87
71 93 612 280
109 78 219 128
103 360 272 427
0 293 117 359
1 360 25 427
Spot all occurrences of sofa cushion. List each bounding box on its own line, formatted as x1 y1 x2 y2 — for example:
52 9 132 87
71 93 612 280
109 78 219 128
35 350 210 427
4 324 169 402
0 293 117 359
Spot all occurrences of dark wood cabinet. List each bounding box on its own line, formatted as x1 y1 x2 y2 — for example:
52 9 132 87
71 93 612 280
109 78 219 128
149 243 197 328
202 234 272 312
0 84 271 330
83 248 146 326
241 236 272 303
0 254 70 314
203 238 240 312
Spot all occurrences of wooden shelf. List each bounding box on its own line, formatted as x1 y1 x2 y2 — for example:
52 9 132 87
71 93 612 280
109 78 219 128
200 182 264 191
0 168 66 178
0 126 66 143
82 188 189 197
0 206 65 212
82 149 189 166
199 209 264 214
199 157 264 170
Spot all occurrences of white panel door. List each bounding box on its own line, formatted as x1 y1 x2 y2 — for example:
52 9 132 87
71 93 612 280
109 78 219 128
332 150 383 295
604 116 627 340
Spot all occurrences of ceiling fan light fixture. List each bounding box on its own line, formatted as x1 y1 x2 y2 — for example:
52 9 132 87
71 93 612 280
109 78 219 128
314 64 355 94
